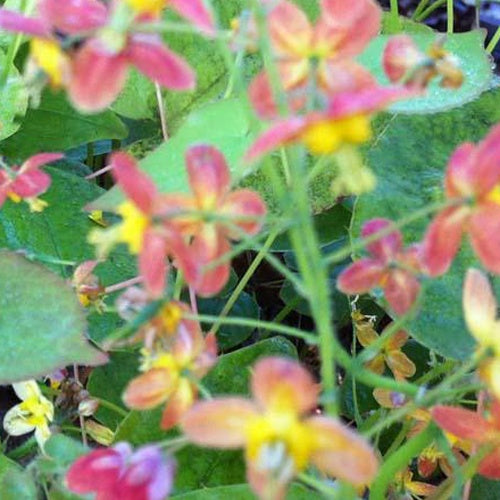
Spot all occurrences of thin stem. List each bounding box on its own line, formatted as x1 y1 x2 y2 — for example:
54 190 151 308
388 0 402 33
447 0 454 33
155 83 169 140
486 26 500 54
185 313 319 344
104 276 142 294
412 0 431 19
94 397 129 418
85 164 113 180
298 473 337 498
73 364 88 446
209 230 278 336
416 0 447 22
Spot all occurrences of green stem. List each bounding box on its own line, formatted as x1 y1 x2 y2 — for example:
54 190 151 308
209 230 278 336
369 424 440 500
6 435 37 460
185 313 318 344
416 0 447 22
388 0 402 33
447 0 454 33
95 398 129 418
298 473 337 498
486 26 500 53
412 0 431 20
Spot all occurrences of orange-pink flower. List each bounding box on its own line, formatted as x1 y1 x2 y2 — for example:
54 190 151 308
181 357 378 499
246 86 413 159
0 153 62 212
337 218 421 315
248 0 381 119
88 152 198 298
421 124 500 276
432 400 500 479
161 145 267 296
123 302 217 430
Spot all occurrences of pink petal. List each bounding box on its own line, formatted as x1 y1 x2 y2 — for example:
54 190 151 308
383 35 424 84
123 368 173 409
139 230 168 298
0 9 49 37
191 226 231 297
469 203 500 274
10 169 51 198
181 398 258 447
251 357 319 414
248 72 280 121
221 189 267 237
21 152 63 172
110 152 157 214
268 1 313 59
445 142 479 198
336 259 386 294
69 40 129 112
431 406 494 443
185 144 231 204
160 379 195 430
128 34 195 91
473 124 500 198
327 86 417 119
66 447 127 494
420 207 467 277
322 60 376 95
170 0 214 34
38 0 108 35
361 218 402 262
383 269 420 315
478 448 500 479
245 117 308 161
307 416 379 486
246 462 288 500
320 0 381 57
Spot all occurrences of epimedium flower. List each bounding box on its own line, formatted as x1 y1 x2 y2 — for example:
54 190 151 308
67 0 206 112
66 442 175 500
392 468 436 498
123 302 217 430
3 380 54 450
181 357 378 499
160 145 267 296
71 260 105 309
337 218 422 315
245 86 414 159
383 35 464 90
0 0 107 87
420 124 500 276
0 153 62 212
432 399 500 480
88 152 198 298
352 310 416 379
248 0 381 119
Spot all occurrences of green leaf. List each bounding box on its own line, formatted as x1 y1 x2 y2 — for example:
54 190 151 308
111 70 156 120
172 483 322 499
470 476 500 500
0 52 28 141
359 31 493 114
91 98 254 211
1 467 37 500
43 434 87 467
0 250 106 382
352 88 500 359
87 350 139 428
0 91 127 158
113 337 297 494
0 455 19 484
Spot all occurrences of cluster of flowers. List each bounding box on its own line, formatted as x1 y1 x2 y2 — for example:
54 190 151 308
0 0 213 112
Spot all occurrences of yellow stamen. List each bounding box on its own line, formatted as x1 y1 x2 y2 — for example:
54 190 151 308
30 38 67 87
124 0 165 14
117 201 150 254
7 192 21 203
26 197 48 212
160 303 183 335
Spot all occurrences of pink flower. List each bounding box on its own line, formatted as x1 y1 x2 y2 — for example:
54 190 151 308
421 124 500 276
161 145 267 296
337 218 421 315
0 153 62 211
248 0 381 119
246 86 414 159
66 443 175 500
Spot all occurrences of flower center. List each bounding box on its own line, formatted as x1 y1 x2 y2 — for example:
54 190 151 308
117 201 150 254
30 38 67 87
19 395 52 427
124 0 165 15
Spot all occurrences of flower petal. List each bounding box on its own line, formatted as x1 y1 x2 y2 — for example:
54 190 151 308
181 398 258 447
431 405 495 443
245 117 308 162
307 416 378 486
463 268 497 345
478 447 500 479
322 60 376 95
3 405 35 436
472 123 500 197
336 259 385 295
139 230 168 298
0 9 49 37
169 0 214 34
221 189 267 237
361 218 402 262
161 378 195 430
383 269 420 315
469 203 500 274
10 169 51 198
420 207 467 277
246 462 288 500
12 380 41 401
66 446 129 494
386 350 416 379
123 368 174 409
444 142 477 198
185 144 231 205
251 357 319 414
21 153 64 172
69 40 129 112
110 152 157 213
383 35 424 84
39 0 107 34
128 34 195 91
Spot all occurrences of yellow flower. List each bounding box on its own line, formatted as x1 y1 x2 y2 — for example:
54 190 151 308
3 380 54 450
